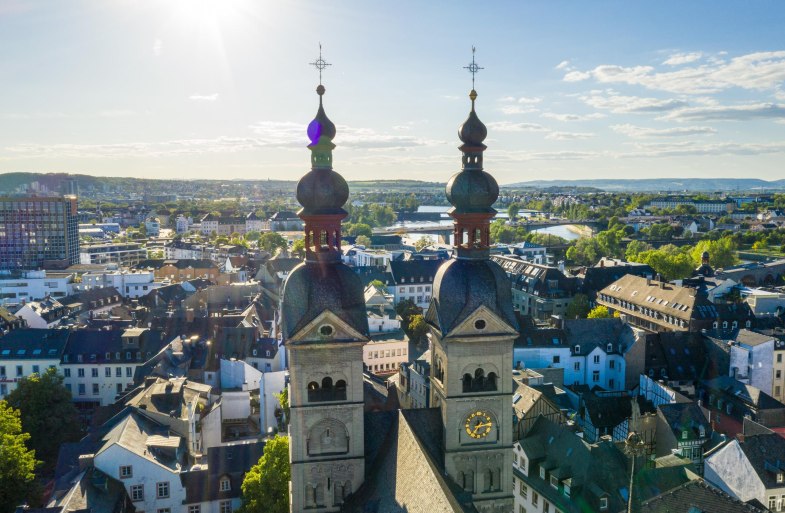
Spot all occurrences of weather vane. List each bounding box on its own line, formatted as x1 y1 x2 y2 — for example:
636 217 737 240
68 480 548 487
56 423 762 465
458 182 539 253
463 46 483 89
310 43 332 85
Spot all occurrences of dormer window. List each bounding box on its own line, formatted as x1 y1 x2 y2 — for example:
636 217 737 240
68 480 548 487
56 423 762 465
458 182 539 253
778 472 784 484
723 321 728 329
539 466 546 479
600 497 608 510
220 476 231 491
550 475 558 489
682 430 688 440
606 343 613 353
713 321 718 329
574 345 580 354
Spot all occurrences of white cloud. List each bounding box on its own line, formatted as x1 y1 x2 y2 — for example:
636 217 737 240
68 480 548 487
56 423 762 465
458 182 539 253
580 91 688 113
611 124 717 138
499 105 539 115
189 93 219 101
153 38 162 57
541 112 606 122
562 50 785 95
545 131 594 140
486 121 549 132
662 52 703 66
660 102 785 122
517 96 542 104
98 109 138 118
555 60 571 70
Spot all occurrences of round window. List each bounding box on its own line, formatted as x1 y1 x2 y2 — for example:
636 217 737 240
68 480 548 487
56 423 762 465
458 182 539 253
319 324 334 337
474 319 486 330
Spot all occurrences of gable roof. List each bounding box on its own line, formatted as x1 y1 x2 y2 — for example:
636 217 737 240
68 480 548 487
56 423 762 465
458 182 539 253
343 409 476 513
0 328 70 360
639 478 765 513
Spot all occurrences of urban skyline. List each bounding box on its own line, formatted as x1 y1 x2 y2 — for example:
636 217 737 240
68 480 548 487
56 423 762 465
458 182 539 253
1 1 785 184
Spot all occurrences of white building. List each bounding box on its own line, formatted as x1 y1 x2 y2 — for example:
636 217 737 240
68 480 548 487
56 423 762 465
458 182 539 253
708 329 776 398
0 269 74 305
363 285 410 376
0 329 69 398
80 241 147 267
175 215 191 234
61 328 166 407
742 287 785 316
14 297 69 328
145 217 161 237
79 269 163 298
513 318 636 391
93 412 187 513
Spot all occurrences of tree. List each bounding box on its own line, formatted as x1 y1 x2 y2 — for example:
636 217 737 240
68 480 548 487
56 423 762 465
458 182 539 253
565 293 591 319
0 401 40 513
273 388 289 428
566 237 602 266
259 232 288 255
291 239 306 259
587 305 612 319
5 368 82 472
690 237 738 270
507 202 519 222
414 236 434 251
348 223 373 238
239 435 290 513
244 231 261 242
355 235 372 247
408 314 428 343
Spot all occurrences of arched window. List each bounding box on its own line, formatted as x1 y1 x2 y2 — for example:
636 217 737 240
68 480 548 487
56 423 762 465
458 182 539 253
307 381 320 402
485 372 498 391
322 377 333 390
463 373 473 393
474 368 485 390
335 380 347 401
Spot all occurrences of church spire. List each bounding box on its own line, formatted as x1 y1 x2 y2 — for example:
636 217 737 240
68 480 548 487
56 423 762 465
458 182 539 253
445 47 499 260
296 45 349 263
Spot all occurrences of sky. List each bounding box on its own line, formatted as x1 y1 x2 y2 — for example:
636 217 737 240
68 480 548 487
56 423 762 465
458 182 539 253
1 0 785 185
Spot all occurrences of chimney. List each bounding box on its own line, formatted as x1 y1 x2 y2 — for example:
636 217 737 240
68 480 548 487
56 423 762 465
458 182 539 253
737 432 745 443
78 454 95 470
646 277 651 286
600 260 604 268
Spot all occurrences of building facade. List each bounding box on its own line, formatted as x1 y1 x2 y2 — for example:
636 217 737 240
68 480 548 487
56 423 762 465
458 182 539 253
0 195 79 270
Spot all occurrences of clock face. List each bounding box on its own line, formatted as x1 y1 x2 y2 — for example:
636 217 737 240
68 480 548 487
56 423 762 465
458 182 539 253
464 410 493 439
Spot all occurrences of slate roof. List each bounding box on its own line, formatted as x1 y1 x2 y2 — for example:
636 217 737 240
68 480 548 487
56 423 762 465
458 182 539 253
702 376 784 410
46 467 132 513
658 402 711 441
579 260 654 297
135 258 218 270
639 478 765 513
387 259 442 285
644 331 708 381
96 410 184 471
270 210 299 220
738 433 785 489
343 409 477 513
62 329 165 365
581 392 653 431
182 442 265 503
427 258 518 335
281 259 370 341
0 328 70 360
517 416 629 513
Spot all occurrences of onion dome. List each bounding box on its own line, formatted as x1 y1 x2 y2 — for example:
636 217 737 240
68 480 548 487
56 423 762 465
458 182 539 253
307 85 336 144
297 85 349 216
458 90 488 148
445 168 499 214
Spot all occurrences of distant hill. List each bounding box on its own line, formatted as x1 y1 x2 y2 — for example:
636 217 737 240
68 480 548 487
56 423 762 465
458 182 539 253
504 178 785 192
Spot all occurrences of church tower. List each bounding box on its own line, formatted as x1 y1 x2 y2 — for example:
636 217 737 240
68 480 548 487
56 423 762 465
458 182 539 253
425 49 519 513
281 49 370 513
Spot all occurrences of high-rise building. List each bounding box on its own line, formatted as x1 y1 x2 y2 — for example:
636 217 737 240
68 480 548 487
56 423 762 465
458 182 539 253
0 195 80 270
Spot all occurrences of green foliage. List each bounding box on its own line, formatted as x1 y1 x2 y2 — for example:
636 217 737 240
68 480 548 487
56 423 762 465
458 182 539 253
587 305 612 319
355 235 372 247
258 232 288 255
414 237 434 251
626 244 695 281
408 314 428 343
0 401 40 513
690 237 738 269
274 388 289 427
347 223 373 238
291 239 305 258
4 368 81 473
245 230 261 242
370 279 387 291
507 202 519 221
565 293 591 319
239 435 291 513
395 299 424 341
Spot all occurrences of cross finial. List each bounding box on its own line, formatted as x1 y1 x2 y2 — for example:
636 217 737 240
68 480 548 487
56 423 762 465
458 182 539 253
463 46 483 90
310 43 332 87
